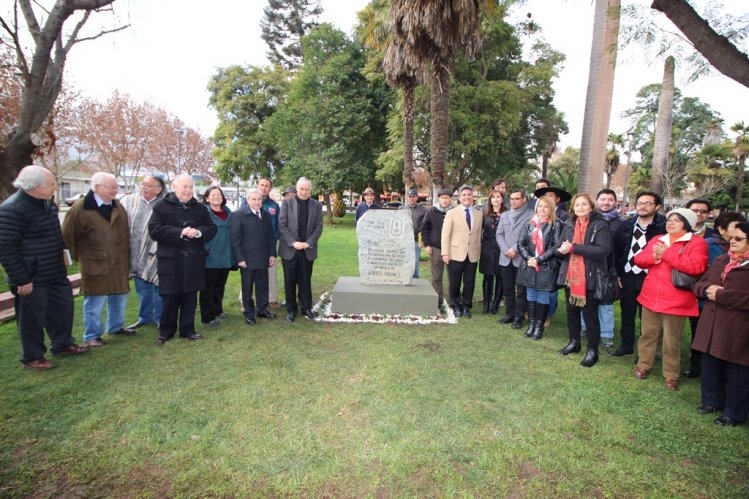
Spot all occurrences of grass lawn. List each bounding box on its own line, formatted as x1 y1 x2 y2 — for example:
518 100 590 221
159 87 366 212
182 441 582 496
1 214 747 497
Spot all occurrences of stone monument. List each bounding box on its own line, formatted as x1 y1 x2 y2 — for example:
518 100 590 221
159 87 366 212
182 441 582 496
330 209 438 316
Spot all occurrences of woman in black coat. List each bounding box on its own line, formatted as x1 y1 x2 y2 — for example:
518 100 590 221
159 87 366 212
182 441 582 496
479 189 505 314
516 196 564 339
556 193 612 367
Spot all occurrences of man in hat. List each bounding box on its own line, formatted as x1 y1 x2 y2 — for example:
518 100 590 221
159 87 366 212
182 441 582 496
355 187 381 224
400 188 427 278
282 186 296 201
534 186 572 224
421 188 453 310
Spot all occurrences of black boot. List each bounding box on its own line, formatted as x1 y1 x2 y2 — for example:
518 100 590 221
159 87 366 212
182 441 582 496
482 279 492 314
523 301 537 337
532 303 549 340
580 347 599 367
559 339 581 355
490 278 502 314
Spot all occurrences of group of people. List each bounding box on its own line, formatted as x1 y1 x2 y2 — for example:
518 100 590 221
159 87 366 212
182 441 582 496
0 166 324 367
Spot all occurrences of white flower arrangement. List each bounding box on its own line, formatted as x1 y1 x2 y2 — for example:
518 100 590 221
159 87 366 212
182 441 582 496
312 292 458 324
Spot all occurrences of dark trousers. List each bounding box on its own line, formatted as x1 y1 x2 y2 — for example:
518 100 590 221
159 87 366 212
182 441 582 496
240 267 269 318
282 251 314 313
619 272 647 350
688 311 703 374
701 352 749 423
199 268 230 323
14 281 75 363
160 292 198 339
447 257 477 309
500 264 526 320
567 289 601 348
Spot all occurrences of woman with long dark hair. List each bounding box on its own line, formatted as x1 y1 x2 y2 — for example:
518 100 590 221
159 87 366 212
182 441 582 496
479 189 505 314
199 186 234 327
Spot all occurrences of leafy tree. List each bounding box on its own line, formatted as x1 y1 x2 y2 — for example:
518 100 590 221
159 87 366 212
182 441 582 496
731 122 749 211
605 133 623 189
207 64 290 183
260 0 322 70
548 146 580 194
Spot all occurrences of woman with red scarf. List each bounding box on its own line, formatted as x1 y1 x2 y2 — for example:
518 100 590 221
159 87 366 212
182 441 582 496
516 196 564 340
692 222 749 426
556 193 612 367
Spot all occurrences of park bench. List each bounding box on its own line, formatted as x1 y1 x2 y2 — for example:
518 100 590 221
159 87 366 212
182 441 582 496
0 273 82 323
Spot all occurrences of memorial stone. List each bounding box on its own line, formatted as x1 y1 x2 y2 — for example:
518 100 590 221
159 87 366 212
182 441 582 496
356 209 414 285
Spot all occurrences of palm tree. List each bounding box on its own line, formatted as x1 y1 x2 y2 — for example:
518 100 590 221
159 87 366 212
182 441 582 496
389 0 484 193
578 0 621 194
731 121 749 211
650 56 675 196
605 133 623 189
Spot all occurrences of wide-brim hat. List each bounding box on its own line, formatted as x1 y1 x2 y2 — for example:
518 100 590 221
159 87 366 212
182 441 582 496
534 186 571 203
666 208 698 231
283 186 296 195
363 187 375 195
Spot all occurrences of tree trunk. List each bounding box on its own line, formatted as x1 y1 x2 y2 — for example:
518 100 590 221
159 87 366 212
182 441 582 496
429 64 451 193
0 133 36 201
651 0 749 89
579 0 620 195
324 194 334 225
402 83 415 192
651 56 675 197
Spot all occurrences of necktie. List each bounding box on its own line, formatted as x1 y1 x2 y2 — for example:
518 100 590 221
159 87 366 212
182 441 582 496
255 210 261 220
465 208 471 230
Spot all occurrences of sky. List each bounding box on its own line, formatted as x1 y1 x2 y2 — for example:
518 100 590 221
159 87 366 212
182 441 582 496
60 0 747 152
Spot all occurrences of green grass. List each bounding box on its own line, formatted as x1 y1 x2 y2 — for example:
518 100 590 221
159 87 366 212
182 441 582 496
1 214 747 497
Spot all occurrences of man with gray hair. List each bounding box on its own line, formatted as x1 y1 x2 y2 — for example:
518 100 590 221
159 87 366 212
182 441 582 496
62 172 132 347
278 177 323 322
120 174 166 330
0 166 88 369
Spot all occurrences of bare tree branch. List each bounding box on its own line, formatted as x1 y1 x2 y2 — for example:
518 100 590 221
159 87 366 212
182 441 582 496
18 0 41 46
70 22 129 47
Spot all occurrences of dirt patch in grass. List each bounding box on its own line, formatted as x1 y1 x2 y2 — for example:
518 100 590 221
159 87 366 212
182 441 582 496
28 463 88 498
119 464 173 497
415 341 441 353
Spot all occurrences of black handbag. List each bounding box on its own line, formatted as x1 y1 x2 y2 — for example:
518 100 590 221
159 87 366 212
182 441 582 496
671 242 700 290
594 265 619 303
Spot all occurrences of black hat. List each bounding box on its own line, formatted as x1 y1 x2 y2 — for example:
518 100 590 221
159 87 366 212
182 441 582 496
283 186 296 195
437 188 453 197
534 186 571 203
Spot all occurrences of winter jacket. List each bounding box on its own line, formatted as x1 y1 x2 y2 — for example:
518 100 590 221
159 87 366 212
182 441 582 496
479 212 502 275
516 219 564 292
634 232 708 317
0 190 68 287
556 212 612 292
400 202 427 241
204 205 234 269
613 212 667 276
120 191 163 285
420 206 448 249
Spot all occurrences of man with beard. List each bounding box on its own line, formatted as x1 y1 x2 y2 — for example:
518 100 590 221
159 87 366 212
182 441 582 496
594 189 623 348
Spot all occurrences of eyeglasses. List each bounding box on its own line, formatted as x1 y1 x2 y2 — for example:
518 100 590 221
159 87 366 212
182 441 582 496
691 209 709 214
509 197 522 201
636 201 655 207
141 183 160 188
729 236 747 242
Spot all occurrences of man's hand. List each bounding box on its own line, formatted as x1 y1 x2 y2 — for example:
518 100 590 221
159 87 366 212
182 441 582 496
424 246 432 256
292 241 309 250
269 256 275 266
506 248 516 258
181 227 200 239
16 283 33 296
442 255 450 265
237 261 247 269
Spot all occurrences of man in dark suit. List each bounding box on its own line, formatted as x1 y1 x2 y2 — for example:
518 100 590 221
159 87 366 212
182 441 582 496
278 177 324 322
231 188 277 325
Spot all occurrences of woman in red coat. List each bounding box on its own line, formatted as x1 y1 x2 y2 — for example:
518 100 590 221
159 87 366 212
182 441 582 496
632 208 708 390
692 222 749 426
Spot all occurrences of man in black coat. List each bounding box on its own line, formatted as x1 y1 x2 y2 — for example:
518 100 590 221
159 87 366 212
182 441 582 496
420 188 453 309
595 189 623 348
148 174 217 344
231 188 277 325
0 165 88 369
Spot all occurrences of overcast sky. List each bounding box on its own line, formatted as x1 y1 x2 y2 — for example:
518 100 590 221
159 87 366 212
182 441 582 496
61 0 747 151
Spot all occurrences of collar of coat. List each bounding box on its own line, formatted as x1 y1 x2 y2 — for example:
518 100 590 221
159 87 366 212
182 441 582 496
163 191 198 207
82 189 119 211
657 231 693 247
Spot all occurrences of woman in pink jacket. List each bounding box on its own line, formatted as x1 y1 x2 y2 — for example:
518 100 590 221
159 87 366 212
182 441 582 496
632 208 708 390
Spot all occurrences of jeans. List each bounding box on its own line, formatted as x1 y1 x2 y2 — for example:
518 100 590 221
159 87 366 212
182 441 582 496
548 289 559 317
83 293 128 341
526 287 552 305
581 303 614 339
134 277 162 325
413 241 421 278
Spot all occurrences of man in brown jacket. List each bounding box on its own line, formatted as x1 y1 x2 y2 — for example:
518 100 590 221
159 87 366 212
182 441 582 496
62 172 132 347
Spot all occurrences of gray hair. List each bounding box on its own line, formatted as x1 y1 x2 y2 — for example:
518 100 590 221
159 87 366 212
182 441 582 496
91 171 116 187
296 177 312 189
246 188 261 197
13 165 53 191
172 173 193 186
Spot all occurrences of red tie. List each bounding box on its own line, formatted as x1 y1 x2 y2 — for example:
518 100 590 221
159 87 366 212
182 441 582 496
465 208 471 230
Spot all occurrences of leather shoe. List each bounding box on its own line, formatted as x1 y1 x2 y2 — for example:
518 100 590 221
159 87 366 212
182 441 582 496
609 347 634 357
109 327 136 336
23 358 56 370
664 378 678 390
83 338 107 347
697 405 721 414
302 309 315 320
285 312 297 322
156 336 168 346
245 316 256 325
497 315 514 324
461 308 471 318
714 415 739 427
183 333 203 341
633 367 651 379
511 318 523 329
257 311 276 319
52 344 89 356
682 369 700 378
559 340 581 355
452 307 462 317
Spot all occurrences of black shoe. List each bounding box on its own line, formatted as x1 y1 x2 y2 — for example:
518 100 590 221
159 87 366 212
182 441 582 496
461 308 471 318
109 327 136 336
452 307 462 317
511 318 523 329
285 312 297 322
127 320 149 330
156 336 168 346
559 340 581 355
697 405 721 414
580 347 599 367
523 301 537 337
183 333 203 341
532 303 548 340
302 309 315 320
257 311 276 319
245 316 256 325
609 347 634 357
497 315 514 324
682 369 701 378
714 415 739 427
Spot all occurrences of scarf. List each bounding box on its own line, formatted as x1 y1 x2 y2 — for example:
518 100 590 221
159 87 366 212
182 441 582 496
530 215 547 271
566 215 589 306
721 250 749 283
601 209 619 221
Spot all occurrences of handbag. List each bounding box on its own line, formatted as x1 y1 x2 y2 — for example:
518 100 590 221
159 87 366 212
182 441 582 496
671 241 701 290
594 265 619 303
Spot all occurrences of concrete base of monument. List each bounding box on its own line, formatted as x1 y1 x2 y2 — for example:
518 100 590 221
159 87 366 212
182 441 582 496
331 276 438 316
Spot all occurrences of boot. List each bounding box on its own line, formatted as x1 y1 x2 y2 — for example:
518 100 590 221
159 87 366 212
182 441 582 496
532 303 549 340
482 279 492 314
523 301 537 337
559 339 581 355
490 278 502 314
580 347 599 367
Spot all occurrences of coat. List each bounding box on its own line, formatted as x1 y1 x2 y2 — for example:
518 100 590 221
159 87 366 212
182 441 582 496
204 205 234 269
61 190 130 296
400 202 428 241
278 196 324 261
420 206 448 249
516 219 564 292
613 212 666 277
441 205 483 263
0 189 68 287
556 212 612 292
692 253 749 366
634 232 708 317
496 203 533 267
120 191 163 284
479 212 502 275
148 193 217 294
230 205 276 270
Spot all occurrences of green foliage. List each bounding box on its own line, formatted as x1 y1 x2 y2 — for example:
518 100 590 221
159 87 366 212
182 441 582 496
260 0 323 70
